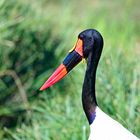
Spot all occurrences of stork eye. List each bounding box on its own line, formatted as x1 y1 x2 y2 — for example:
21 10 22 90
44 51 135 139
89 37 92 41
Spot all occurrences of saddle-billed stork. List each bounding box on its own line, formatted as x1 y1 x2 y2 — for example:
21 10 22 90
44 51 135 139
40 29 139 140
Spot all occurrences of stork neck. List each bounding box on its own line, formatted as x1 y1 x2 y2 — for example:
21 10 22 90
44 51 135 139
82 51 98 124
82 38 103 124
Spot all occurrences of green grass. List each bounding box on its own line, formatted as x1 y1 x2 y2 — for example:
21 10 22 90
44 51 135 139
0 0 140 139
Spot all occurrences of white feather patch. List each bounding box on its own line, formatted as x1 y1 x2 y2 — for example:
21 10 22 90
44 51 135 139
88 107 139 140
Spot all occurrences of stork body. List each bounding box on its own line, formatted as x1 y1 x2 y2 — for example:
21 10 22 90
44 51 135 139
40 29 139 140
88 107 139 140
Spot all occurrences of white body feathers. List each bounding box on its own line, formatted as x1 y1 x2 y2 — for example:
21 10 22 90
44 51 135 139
88 107 139 140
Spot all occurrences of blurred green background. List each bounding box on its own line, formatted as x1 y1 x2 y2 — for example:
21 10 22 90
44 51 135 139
0 0 140 139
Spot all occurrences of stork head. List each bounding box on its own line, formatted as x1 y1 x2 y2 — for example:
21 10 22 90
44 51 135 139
40 29 103 90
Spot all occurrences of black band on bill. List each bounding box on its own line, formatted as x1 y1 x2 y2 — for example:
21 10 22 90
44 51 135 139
63 51 82 72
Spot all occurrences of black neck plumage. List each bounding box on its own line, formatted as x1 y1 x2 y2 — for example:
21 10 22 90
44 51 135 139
82 35 103 124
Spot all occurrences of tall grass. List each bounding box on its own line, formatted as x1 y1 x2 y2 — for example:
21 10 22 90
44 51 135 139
0 0 139 139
